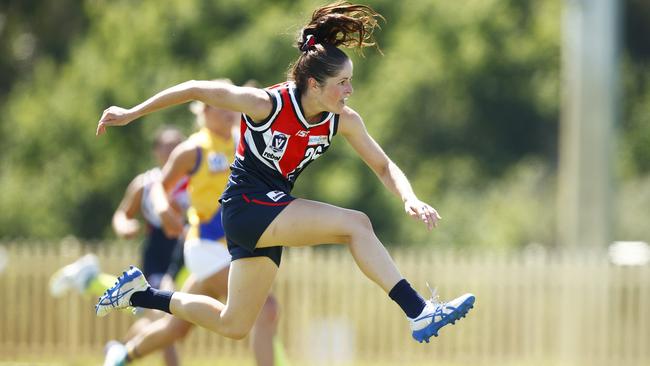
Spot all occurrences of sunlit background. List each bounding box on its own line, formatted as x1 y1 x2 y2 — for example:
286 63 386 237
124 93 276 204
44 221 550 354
1 0 649 365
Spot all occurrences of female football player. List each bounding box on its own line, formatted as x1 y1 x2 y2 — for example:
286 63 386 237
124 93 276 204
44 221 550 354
95 1 474 344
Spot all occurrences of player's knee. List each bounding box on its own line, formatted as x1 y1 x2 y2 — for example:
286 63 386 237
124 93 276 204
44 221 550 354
219 315 253 340
223 325 251 340
347 210 374 237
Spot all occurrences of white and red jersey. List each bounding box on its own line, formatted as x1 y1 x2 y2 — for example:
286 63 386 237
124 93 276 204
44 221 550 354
140 167 190 228
223 81 340 197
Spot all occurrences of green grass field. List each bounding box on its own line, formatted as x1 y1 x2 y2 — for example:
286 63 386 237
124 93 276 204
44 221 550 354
0 359 468 366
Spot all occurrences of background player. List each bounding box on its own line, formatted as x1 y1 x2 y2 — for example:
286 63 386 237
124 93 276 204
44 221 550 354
50 126 187 366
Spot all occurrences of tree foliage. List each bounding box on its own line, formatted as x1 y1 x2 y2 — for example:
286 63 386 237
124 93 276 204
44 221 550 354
0 0 649 247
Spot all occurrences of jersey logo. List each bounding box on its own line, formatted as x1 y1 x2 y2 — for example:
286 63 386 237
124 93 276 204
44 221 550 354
262 131 290 161
207 152 229 172
308 135 328 146
266 190 287 202
295 130 309 137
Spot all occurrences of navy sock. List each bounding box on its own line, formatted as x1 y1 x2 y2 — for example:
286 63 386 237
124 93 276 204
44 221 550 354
130 287 173 314
389 279 427 318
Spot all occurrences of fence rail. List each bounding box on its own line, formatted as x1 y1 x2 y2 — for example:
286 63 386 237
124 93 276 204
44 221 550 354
0 241 648 366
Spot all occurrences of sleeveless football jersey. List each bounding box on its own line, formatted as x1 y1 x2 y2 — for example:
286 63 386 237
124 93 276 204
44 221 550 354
223 81 339 198
185 127 236 241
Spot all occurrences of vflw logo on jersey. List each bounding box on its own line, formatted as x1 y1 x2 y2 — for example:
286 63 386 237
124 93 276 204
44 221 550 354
262 131 290 161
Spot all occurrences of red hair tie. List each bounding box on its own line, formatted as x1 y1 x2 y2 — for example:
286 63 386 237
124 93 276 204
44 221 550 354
300 34 317 52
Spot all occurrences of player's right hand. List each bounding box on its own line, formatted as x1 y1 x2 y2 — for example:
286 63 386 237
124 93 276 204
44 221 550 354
115 219 141 240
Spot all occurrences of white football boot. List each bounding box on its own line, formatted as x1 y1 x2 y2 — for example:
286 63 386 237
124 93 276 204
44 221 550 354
95 266 149 317
410 288 475 343
49 253 99 297
103 340 128 366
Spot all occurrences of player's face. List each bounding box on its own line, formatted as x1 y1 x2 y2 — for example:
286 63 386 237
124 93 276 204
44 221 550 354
154 139 181 166
318 59 354 114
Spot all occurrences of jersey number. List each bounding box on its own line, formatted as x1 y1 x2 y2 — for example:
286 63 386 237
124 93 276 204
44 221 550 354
297 146 323 170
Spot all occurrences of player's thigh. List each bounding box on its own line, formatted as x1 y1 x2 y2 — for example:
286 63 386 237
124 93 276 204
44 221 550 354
221 256 277 332
257 198 371 248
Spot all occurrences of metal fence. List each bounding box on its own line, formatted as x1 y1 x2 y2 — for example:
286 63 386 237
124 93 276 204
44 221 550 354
0 240 648 366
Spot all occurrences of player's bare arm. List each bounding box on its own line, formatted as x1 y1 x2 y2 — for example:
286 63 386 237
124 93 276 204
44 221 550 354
96 81 273 135
150 141 196 238
112 174 144 239
339 107 440 230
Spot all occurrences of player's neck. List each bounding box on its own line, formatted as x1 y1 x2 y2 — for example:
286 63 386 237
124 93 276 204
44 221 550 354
300 90 326 124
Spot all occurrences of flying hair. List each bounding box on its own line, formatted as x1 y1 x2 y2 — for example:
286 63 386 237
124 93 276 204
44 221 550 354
290 2 384 91
297 1 384 53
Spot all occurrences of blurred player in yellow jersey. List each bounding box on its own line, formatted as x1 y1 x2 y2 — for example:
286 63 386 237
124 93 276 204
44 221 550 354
103 80 289 366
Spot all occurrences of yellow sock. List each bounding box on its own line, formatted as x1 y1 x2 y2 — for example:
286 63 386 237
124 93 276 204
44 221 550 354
85 273 117 298
273 338 291 366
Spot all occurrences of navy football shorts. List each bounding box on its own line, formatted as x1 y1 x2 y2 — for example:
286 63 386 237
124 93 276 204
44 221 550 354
142 226 179 287
221 191 295 267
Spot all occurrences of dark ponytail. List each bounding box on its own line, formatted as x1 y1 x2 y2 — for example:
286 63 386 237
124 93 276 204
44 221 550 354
289 1 384 91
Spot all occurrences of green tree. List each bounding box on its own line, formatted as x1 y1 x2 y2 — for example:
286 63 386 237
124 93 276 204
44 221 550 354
13 0 650 248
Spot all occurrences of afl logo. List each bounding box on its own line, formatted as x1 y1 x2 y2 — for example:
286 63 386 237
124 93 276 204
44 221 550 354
262 131 290 161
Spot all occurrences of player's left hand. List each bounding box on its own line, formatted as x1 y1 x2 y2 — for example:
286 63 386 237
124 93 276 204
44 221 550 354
404 197 441 231
96 106 137 136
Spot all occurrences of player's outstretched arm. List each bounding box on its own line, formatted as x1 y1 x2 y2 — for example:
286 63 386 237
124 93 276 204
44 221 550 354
96 80 272 136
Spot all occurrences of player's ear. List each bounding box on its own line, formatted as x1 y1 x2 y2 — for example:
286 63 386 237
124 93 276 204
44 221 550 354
307 77 320 91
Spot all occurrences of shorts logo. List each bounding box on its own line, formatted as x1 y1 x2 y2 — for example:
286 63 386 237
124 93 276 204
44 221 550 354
266 190 287 202
308 135 329 146
207 152 229 172
262 131 290 161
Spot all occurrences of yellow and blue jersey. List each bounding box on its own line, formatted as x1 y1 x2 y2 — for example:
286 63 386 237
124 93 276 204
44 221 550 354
185 127 236 242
